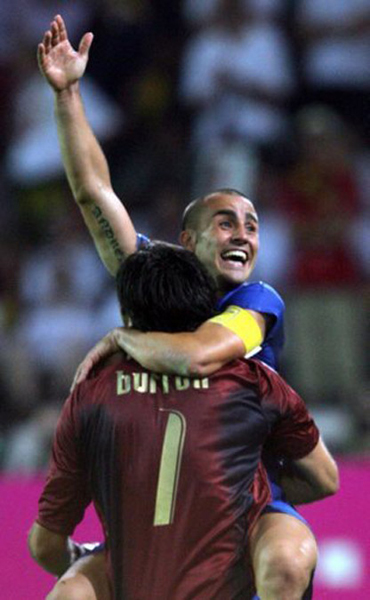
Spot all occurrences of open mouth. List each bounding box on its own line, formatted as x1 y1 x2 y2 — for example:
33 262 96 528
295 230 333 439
221 249 249 265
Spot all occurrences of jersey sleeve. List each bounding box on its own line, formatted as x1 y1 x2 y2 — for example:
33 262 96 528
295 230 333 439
257 362 319 460
136 233 151 249
37 389 91 536
217 282 285 370
217 281 285 321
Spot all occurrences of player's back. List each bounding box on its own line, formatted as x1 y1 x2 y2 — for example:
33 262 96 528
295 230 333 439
77 354 272 600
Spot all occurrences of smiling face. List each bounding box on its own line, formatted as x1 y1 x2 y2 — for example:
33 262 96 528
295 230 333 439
180 192 259 294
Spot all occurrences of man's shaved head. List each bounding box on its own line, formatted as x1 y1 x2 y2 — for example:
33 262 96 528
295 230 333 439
181 188 251 232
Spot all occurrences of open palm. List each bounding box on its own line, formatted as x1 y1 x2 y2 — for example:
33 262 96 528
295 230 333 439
37 14 93 91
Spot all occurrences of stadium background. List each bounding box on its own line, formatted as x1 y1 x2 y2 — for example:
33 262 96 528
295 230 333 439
0 1 368 597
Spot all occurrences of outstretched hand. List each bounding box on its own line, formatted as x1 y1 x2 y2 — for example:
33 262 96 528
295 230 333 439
71 328 123 392
37 14 93 91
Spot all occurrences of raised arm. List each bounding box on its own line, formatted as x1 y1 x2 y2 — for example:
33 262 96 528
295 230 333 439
37 14 137 274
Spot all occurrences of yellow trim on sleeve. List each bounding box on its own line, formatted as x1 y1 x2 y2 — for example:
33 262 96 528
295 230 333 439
208 305 263 356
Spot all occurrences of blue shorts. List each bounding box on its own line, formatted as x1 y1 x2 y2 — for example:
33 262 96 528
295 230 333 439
261 499 309 526
261 480 310 527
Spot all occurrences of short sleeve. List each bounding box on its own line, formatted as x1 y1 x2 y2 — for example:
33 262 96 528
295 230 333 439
257 363 319 460
37 390 91 536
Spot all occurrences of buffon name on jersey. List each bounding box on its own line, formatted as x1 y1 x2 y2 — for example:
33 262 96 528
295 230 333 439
116 371 210 395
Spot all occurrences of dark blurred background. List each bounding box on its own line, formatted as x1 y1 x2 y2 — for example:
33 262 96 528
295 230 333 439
0 0 368 470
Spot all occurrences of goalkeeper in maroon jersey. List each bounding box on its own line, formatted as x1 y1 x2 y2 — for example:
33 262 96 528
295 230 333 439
29 244 338 600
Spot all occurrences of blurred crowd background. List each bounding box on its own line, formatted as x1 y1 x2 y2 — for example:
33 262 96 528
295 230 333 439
0 0 369 472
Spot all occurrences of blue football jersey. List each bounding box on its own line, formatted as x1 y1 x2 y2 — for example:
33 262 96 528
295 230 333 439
217 282 285 370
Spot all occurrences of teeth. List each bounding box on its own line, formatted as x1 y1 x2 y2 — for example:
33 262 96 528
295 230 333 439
222 250 248 263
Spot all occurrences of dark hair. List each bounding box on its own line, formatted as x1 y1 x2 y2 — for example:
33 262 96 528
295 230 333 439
116 243 217 332
181 188 250 231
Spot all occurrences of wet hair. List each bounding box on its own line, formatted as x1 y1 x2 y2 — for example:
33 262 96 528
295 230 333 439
116 243 217 332
181 188 250 231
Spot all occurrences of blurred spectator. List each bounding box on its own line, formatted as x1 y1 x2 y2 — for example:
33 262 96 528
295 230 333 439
276 105 365 287
86 0 152 107
83 0 189 228
295 0 370 139
2 403 61 473
250 207 294 288
0 5 18 161
265 105 369 409
5 43 123 187
179 0 296 197
0 0 94 159
182 0 285 30
6 211 110 407
9 0 92 46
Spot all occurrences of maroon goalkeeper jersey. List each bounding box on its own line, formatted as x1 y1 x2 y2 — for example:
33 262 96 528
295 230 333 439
38 355 318 600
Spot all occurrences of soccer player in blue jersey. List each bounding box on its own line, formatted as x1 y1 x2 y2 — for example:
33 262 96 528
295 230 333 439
37 15 322 599
29 245 338 600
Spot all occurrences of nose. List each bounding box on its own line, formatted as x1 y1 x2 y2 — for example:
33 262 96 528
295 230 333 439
231 223 248 243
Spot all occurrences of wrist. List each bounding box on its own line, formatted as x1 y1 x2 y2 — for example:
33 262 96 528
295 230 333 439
113 327 128 350
54 82 81 104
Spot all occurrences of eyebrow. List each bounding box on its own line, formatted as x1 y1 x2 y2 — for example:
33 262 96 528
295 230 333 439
212 209 259 223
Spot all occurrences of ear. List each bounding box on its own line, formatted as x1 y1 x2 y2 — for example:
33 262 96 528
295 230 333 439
179 229 197 251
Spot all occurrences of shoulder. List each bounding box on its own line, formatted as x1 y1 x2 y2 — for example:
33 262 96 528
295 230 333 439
214 357 262 389
75 352 133 401
216 358 287 401
219 281 285 318
251 359 306 413
247 359 291 409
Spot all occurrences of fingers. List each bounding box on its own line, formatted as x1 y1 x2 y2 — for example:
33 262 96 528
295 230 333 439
37 43 45 63
55 14 68 42
39 25 55 58
42 30 52 53
70 363 85 393
40 14 67 53
78 32 94 58
50 14 68 45
51 21 60 46
37 35 50 70
40 14 92 58
70 356 94 392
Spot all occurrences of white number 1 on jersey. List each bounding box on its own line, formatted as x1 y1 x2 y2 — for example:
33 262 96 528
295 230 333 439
154 409 186 526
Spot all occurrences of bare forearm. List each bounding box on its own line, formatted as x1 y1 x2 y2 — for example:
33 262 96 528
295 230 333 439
28 523 74 577
55 83 110 201
280 474 329 505
54 85 137 274
281 440 339 504
73 321 248 389
114 325 243 377
38 17 135 273
115 329 195 376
